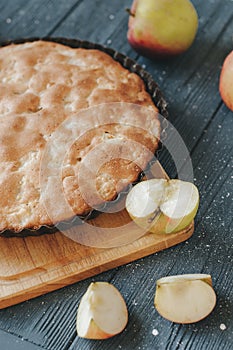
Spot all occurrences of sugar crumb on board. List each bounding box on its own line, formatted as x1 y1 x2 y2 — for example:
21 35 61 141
152 329 159 336
220 323 227 331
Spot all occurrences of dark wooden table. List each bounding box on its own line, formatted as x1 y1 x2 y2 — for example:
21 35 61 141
0 1 232 349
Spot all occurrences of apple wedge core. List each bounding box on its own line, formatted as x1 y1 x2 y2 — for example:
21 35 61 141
154 274 216 323
125 179 199 234
77 282 128 339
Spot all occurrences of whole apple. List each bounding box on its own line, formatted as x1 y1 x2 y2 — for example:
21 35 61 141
219 50 233 111
127 0 198 59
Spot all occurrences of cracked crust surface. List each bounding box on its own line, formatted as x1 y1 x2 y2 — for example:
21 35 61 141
0 40 160 233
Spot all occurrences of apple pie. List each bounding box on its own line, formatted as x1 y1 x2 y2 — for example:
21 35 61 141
0 40 161 234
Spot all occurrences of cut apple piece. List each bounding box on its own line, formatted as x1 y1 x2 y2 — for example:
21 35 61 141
125 179 199 234
154 274 217 323
76 282 128 339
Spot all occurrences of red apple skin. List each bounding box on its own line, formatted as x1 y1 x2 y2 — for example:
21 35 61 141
219 50 233 111
128 29 182 59
127 0 198 59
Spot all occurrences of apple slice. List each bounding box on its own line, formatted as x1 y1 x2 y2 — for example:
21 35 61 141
76 282 128 339
154 274 217 323
125 179 199 234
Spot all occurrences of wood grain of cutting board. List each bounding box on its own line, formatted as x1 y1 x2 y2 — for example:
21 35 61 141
0 210 194 309
0 163 194 309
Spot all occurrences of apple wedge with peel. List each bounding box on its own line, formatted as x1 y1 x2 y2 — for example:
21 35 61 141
76 282 128 339
154 274 217 323
125 179 199 234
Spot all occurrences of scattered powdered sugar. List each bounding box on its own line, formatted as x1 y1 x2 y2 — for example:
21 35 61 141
152 329 159 336
220 323 227 330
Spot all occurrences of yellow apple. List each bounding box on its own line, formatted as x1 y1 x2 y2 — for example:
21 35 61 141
219 50 233 111
127 0 198 58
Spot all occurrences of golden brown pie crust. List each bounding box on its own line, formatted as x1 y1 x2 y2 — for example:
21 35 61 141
0 40 160 233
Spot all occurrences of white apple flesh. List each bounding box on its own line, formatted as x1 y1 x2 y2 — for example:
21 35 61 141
154 274 217 323
125 179 199 234
76 282 128 339
127 0 198 58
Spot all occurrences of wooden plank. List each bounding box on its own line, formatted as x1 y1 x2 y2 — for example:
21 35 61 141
0 329 44 350
51 0 139 60
51 0 132 45
0 215 194 309
0 0 80 40
136 0 233 177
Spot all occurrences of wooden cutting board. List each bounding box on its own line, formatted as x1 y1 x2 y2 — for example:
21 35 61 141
0 163 194 309
0 213 194 309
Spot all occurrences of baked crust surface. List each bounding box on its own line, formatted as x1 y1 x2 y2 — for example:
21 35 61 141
0 40 160 233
